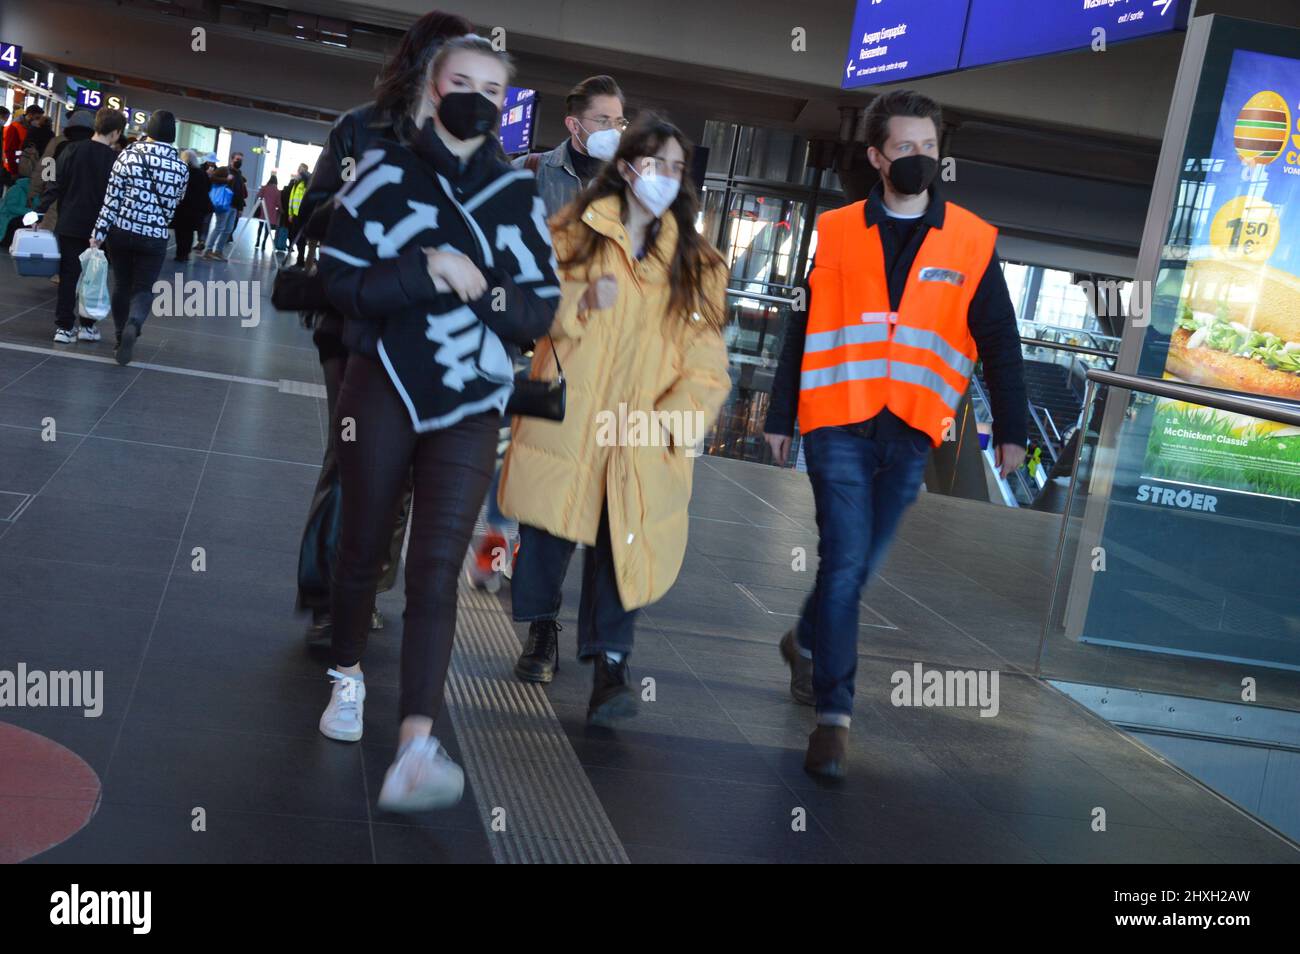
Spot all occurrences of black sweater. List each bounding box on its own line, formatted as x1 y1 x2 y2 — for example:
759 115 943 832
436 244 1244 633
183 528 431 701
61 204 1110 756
38 138 117 240
320 125 560 431
765 184 1027 447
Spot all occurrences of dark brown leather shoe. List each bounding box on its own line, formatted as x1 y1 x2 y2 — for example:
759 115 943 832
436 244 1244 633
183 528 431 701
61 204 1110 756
779 630 815 706
804 725 848 779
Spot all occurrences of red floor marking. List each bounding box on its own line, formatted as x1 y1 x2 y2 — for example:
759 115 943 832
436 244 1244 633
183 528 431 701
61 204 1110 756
0 722 101 863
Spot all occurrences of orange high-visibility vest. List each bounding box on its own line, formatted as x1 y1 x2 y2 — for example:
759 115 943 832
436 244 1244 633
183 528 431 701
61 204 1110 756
798 200 997 446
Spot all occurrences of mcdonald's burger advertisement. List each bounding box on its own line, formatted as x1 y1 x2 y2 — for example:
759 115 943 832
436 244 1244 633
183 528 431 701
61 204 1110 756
1145 47 1300 501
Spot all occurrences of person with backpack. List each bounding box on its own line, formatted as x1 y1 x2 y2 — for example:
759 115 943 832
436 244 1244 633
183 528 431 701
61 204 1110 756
89 110 188 365
222 151 248 251
202 167 237 261
28 110 84 231
3 104 41 181
15 113 53 185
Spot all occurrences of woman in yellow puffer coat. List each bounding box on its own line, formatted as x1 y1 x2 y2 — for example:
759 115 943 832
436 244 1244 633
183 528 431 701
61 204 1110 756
498 114 732 726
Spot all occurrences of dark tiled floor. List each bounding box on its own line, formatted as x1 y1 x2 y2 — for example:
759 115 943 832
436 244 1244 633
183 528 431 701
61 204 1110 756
0 237 1295 864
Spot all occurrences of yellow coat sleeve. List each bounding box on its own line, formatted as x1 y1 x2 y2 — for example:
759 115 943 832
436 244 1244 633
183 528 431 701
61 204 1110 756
547 219 591 342
654 265 733 442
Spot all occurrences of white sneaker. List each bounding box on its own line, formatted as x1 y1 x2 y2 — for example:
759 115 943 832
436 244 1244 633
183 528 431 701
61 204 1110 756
53 328 76 344
77 325 101 342
377 736 465 812
319 669 365 742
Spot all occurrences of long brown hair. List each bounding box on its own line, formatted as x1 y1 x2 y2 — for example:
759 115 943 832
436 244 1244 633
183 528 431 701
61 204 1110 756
553 114 727 331
372 10 474 123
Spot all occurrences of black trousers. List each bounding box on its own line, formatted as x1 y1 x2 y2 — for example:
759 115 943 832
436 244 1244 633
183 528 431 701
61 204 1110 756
331 354 498 721
104 228 167 339
296 340 409 612
174 224 195 261
55 234 92 331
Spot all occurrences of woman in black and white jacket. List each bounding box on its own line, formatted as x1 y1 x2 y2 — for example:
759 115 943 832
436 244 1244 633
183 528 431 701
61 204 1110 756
316 34 560 812
89 111 188 366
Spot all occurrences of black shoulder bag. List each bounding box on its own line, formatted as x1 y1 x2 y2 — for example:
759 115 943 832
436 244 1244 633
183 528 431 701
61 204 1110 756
505 338 565 421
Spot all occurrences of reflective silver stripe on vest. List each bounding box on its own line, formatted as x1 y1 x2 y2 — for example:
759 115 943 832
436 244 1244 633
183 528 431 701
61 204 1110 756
891 360 964 408
892 325 975 378
801 358 888 392
805 322 890 355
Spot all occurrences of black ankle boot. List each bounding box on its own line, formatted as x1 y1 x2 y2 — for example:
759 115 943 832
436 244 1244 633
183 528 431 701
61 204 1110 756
587 653 638 727
514 619 561 683
304 610 332 649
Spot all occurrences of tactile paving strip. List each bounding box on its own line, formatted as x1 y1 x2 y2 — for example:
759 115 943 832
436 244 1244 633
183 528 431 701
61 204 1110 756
447 574 629 864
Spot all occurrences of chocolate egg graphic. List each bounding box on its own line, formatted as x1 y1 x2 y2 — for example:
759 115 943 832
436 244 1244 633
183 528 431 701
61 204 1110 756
1234 90 1290 165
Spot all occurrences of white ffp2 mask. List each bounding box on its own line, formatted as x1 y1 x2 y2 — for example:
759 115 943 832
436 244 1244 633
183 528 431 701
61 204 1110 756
628 166 680 218
585 127 621 161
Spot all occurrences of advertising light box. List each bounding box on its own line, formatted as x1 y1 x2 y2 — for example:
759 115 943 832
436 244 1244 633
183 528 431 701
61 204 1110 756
842 0 970 88
1141 46 1300 502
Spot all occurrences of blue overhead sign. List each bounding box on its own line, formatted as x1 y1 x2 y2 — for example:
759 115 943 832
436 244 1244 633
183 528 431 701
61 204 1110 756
499 87 537 156
0 42 22 77
843 0 971 88
842 0 1190 88
960 0 1191 71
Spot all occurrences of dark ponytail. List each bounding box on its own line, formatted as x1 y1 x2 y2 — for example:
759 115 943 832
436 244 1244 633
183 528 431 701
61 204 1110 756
372 10 474 123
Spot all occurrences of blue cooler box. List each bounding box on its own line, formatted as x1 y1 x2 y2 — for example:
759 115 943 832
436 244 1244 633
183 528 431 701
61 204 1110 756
10 228 60 277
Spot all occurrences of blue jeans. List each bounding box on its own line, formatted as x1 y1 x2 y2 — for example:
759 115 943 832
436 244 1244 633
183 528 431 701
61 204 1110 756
796 426 930 717
208 208 237 249
511 507 638 658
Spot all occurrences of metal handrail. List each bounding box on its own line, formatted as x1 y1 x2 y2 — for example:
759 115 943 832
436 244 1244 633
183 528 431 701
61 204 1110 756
1041 405 1063 445
1018 320 1122 348
1086 369 1300 428
726 288 795 306
1020 337 1116 361
1026 403 1061 463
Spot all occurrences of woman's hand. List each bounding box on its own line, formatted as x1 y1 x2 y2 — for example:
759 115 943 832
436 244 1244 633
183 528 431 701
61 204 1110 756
424 248 487 302
581 274 618 313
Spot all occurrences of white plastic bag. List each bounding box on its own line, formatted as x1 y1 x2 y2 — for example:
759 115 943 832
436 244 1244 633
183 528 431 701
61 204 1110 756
76 247 111 322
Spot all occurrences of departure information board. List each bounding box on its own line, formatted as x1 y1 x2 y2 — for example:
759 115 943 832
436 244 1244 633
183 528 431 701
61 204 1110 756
499 87 537 156
960 0 1191 71
842 0 1191 88
843 0 970 88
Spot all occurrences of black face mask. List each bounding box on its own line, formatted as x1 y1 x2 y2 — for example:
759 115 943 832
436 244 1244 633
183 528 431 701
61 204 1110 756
884 154 938 196
232 160 242 169
436 91 500 141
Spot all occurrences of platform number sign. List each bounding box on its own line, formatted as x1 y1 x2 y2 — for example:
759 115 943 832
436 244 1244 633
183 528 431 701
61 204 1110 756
77 88 104 109
0 42 21 77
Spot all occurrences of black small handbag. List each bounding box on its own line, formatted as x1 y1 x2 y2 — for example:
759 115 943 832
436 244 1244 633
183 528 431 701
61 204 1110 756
505 335 565 421
272 262 331 313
